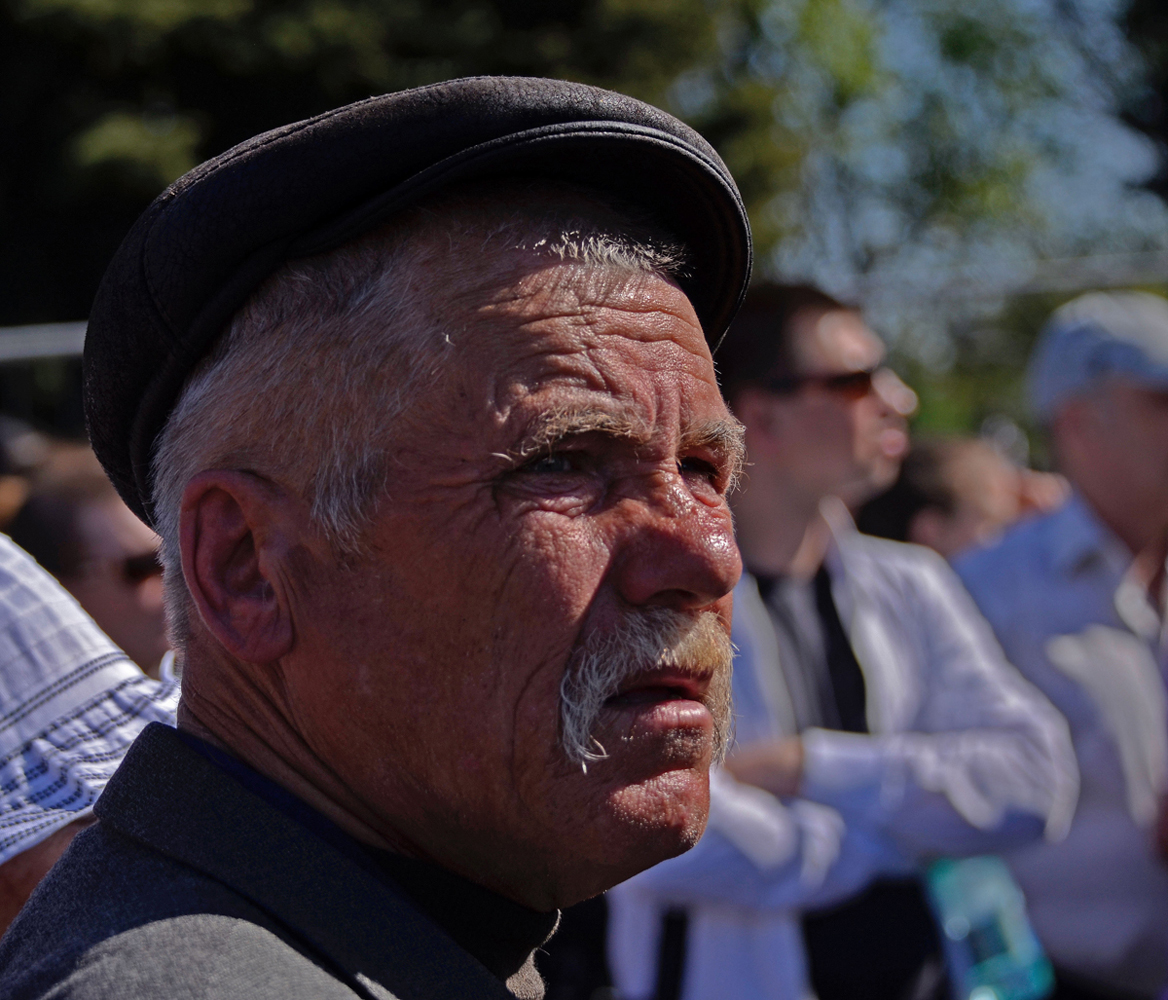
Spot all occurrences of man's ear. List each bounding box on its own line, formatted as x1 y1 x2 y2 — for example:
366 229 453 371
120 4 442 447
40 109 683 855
179 470 304 664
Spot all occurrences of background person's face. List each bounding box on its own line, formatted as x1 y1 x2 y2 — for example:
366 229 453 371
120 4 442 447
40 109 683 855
909 446 1022 559
768 308 913 504
283 261 742 909
1073 379 1168 545
65 497 167 676
1098 380 1168 512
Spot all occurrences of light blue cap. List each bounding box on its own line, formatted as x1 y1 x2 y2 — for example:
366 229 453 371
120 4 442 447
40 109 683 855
1028 291 1168 421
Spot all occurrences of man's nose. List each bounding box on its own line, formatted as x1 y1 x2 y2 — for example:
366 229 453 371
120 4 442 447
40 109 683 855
608 473 742 611
873 367 918 418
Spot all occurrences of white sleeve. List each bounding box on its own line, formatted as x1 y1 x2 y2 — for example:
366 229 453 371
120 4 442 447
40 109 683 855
801 551 1079 854
618 769 911 914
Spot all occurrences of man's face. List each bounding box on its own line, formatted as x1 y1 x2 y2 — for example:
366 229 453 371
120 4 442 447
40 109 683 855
910 447 1021 560
757 308 915 504
65 498 168 676
286 260 742 908
943 448 1022 557
1080 379 1168 536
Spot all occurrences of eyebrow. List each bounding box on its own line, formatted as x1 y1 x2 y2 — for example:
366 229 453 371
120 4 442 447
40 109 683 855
503 407 646 464
682 418 746 491
503 406 746 487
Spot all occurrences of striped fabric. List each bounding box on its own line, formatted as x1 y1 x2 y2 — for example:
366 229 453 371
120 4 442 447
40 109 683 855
0 536 179 865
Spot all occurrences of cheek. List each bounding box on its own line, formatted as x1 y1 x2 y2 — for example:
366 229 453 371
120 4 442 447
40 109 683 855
789 405 844 460
488 514 614 723
507 513 612 616
434 512 616 761
851 400 885 447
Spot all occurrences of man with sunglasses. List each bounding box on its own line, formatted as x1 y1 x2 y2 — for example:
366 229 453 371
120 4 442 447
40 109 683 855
608 283 1076 1000
7 445 169 678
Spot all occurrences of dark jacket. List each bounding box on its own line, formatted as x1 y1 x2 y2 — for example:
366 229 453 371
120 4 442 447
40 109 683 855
0 723 525 999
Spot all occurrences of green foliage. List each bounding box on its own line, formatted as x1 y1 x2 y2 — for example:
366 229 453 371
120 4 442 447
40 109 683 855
895 291 1065 443
73 109 203 185
0 0 729 323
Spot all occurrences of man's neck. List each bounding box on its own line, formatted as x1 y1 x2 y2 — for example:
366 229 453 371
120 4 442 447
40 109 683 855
174 654 563 912
174 669 410 858
732 471 827 577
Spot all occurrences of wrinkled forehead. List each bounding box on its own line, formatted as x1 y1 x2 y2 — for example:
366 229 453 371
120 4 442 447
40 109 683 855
455 257 711 374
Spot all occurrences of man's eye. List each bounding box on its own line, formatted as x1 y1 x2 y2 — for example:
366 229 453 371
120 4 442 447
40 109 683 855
523 454 578 475
678 456 721 486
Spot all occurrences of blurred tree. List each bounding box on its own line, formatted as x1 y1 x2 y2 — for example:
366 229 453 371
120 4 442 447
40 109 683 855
1 0 788 325
763 0 1165 289
6 0 1158 330
4 0 1166 455
1123 0 1168 199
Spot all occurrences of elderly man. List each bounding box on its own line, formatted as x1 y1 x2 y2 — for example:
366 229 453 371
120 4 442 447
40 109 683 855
0 79 750 998
957 292 1168 1000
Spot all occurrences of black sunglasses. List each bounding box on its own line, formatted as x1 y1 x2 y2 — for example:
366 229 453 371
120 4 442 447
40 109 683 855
763 367 878 401
120 552 164 585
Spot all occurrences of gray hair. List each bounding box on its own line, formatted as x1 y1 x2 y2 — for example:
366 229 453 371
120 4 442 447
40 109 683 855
151 183 688 647
560 607 734 768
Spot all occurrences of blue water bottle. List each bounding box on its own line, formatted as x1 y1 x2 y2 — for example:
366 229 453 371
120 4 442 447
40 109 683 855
926 856 1054 1000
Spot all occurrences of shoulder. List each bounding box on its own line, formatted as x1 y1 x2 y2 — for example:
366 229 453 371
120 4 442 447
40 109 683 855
5 914 358 1000
840 532 953 594
0 824 353 1000
839 535 1004 647
954 509 1061 603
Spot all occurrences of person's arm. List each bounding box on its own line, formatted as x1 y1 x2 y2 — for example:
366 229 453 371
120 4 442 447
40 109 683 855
0 817 93 936
795 550 1078 856
724 736 804 798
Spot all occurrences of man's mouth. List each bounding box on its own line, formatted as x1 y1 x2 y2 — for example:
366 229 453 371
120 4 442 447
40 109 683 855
557 607 734 765
879 426 909 459
603 670 709 710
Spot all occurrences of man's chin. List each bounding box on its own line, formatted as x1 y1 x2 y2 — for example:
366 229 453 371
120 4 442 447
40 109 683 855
607 765 710 861
542 765 709 908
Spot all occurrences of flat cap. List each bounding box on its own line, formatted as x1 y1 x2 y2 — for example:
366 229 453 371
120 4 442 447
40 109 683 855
83 75 752 526
1028 291 1168 421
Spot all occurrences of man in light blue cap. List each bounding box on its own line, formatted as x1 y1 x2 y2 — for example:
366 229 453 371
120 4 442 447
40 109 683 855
957 291 1168 1000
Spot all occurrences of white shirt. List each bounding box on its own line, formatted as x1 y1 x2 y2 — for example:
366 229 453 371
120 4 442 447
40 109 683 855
609 504 1078 1000
956 495 1168 996
0 535 180 865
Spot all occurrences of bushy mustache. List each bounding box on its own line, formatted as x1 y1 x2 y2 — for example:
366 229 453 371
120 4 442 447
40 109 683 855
559 607 734 767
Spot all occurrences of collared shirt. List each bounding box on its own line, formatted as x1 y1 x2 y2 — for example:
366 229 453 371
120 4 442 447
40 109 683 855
753 567 867 734
0 535 179 866
956 495 1168 997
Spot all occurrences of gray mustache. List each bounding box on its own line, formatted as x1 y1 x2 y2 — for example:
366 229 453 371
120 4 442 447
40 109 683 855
559 608 734 767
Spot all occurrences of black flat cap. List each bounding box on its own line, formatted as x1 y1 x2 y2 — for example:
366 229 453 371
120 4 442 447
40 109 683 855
83 75 753 526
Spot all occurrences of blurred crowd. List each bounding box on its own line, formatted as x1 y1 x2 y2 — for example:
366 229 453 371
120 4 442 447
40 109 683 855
0 284 1167 1000
541 286 1168 1000
0 428 176 935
